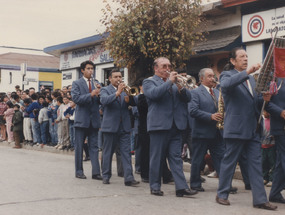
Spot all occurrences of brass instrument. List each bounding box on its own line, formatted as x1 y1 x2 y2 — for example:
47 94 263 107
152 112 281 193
166 71 196 89
91 74 100 90
216 87 224 130
118 81 139 96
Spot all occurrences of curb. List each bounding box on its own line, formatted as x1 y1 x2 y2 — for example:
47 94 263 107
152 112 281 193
0 141 243 180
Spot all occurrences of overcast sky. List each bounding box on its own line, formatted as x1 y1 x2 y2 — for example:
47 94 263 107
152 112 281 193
0 0 217 56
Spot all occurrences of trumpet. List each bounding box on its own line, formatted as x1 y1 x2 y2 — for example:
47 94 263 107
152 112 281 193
118 81 139 96
166 71 196 89
91 75 101 90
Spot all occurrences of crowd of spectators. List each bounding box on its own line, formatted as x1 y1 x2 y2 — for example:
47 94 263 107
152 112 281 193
0 85 78 151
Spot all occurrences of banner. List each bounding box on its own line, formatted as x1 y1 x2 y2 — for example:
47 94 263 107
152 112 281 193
274 47 285 78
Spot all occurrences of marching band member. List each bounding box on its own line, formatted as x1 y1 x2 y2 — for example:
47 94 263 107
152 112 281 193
189 68 224 192
100 69 139 186
215 48 277 210
143 57 197 197
265 79 285 204
71 60 102 180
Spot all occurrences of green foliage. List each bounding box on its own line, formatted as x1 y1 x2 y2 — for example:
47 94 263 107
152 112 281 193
101 0 205 69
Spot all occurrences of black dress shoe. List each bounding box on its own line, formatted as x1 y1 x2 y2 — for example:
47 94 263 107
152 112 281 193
191 186 205 192
230 186 238 194
163 177 174 184
102 179 110 184
92 174 103 180
269 197 285 204
216 195 230 205
83 157 90 161
76 174 87 179
200 176 206 183
176 189 197 197
245 184 251 190
125 180 140 187
254 202 277 210
151 190 164 196
141 178 149 183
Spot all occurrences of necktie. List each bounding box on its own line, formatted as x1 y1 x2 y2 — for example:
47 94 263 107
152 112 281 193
209 88 215 97
209 88 217 107
88 79 92 93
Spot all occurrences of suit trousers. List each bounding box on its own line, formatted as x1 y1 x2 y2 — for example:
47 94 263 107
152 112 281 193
190 137 224 188
23 118 32 141
269 135 285 200
74 126 101 176
217 138 268 205
102 125 134 182
149 124 189 191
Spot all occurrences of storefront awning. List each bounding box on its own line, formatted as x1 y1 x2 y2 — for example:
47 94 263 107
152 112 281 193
194 26 241 54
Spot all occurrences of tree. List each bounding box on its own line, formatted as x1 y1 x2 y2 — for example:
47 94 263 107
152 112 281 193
101 0 205 84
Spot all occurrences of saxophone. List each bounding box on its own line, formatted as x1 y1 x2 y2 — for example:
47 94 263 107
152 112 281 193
216 87 224 130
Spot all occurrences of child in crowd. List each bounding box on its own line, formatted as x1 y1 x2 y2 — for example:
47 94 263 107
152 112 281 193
55 96 64 150
64 99 76 151
12 104 23 149
47 95 58 146
0 96 8 141
38 101 49 148
4 101 14 143
26 93 42 146
261 110 276 187
21 98 33 145
61 96 70 149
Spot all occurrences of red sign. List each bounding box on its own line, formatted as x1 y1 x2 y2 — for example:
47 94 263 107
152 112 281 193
274 47 285 78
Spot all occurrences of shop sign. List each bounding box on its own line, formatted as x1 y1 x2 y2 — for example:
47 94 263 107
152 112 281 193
242 7 285 42
60 44 113 70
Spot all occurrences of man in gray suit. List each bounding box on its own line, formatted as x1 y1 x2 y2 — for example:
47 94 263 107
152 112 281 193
266 79 285 204
143 57 197 197
71 60 102 180
216 48 277 210
100 69 139 186
189 68 224 192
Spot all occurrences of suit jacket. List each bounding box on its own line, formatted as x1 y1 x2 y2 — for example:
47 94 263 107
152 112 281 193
189 85 219 139
71 77 101 129
266 79 285 136
143 75 191 131
100 84 134 133
220 70 262 139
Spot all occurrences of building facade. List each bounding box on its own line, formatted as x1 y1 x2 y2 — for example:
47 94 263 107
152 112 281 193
0 53 60 93
44 34 128 87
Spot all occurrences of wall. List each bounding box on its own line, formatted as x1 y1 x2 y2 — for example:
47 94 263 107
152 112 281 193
38 71 62 90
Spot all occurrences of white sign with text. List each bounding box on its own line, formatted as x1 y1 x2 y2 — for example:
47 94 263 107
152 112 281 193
242 7 285 42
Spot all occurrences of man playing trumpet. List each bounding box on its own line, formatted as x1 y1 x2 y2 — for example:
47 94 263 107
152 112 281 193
143 57 197 197
100 69 139 186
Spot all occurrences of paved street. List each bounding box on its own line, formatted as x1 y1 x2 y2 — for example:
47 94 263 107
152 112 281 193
0 144 284 215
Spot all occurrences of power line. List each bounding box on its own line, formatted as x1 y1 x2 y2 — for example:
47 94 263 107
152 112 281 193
0 46 43 52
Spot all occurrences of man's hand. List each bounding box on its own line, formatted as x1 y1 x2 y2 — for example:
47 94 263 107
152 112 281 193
91 89 100 97
280 110 285 120
116 83 125 97
96 83 101 89
262 92 272 102
246 63 261 75
169 71 178 83
211 113 223 122
55 120 59 124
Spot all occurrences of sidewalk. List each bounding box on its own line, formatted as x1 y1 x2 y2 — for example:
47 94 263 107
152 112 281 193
0 140 243 180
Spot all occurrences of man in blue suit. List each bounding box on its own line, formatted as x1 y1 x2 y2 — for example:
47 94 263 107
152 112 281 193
71 60 102 180
100 69 139 186
265 79 285 204
189 68 224 192
216 48 277 210
143 57 197 197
